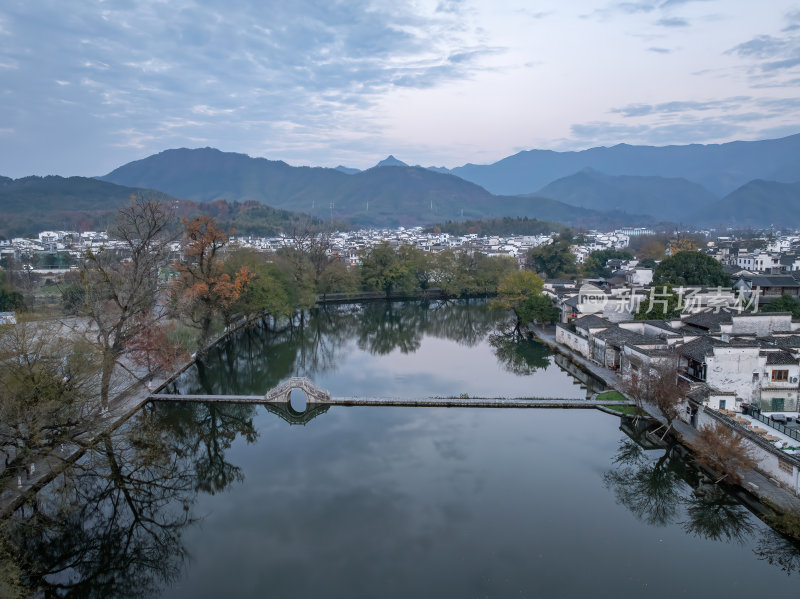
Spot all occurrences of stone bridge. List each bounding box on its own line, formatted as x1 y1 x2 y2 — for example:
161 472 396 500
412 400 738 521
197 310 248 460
263 377 332 403
150 376 637 411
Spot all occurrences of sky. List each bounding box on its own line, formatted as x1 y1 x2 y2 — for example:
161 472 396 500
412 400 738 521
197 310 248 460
1 0 800 177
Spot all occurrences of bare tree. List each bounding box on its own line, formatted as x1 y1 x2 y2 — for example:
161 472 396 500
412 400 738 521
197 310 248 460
287 222 333 287
80 196 175 408
621 358 683 436
693 422 757 484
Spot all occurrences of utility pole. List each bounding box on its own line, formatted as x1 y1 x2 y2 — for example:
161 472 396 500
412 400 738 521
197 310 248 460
330 202 334 223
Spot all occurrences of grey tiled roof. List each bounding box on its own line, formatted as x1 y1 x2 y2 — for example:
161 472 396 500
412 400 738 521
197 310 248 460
676 336 718 363
763 350 799 365
637 320 683 335
573 314 611 330
772 335 800 349
595 326 662 349
682 311 734 331
741 275 800 287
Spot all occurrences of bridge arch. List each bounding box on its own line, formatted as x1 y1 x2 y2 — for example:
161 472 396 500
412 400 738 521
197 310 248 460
264 377 332 404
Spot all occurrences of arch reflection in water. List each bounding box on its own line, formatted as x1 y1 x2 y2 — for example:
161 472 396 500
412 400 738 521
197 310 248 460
263 401 330 426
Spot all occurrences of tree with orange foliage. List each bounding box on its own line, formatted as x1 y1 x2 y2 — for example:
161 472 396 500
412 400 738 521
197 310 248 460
668 236 700 254
172 216 252 350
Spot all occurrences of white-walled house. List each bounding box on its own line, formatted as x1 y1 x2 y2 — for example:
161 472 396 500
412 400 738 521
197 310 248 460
676 338 800 412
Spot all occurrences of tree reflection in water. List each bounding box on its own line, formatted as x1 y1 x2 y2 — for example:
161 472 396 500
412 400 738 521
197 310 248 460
603 439 685 527
605 428 800 575
682 485 755 544
488 329 551 376
178 300 512 395
0 400 257 597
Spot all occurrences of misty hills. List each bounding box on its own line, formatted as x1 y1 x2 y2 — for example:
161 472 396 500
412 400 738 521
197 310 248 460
0 175 176 238
0 174 319 238
100 147 633 228
443 133 800 197
4 133 800 235
534 169 800 227
691 180 800 229
100 145 800 228
535 169 718 223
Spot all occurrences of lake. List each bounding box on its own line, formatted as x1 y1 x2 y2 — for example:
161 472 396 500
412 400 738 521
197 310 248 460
4 300 800 597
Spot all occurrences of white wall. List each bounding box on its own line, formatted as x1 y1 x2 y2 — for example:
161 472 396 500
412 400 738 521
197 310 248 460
696 408 800 494
706 347 763 402
729 314 795 336
555 326 591 359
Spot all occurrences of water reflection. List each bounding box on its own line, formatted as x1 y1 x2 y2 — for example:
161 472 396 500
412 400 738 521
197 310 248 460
604 439 685 527
604 421 800 573
0 402 257 597
488 331 551 377
4 404 800 597
174 300 563 398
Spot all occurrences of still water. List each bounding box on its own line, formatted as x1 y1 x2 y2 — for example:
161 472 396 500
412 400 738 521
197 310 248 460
174 300 595 399
4 301 800 597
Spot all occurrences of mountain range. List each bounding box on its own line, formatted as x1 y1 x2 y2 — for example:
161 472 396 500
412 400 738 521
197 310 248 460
2 134 800 234
99 147 638 228
0 175 176 238
0 175 317 238
339 133 800 198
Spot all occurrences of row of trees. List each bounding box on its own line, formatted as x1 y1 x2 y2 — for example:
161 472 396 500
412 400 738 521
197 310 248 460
1 196 562 475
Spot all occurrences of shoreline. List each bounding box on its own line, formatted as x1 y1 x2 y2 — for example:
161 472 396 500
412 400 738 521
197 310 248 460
526 322 800 516
5 301 800 523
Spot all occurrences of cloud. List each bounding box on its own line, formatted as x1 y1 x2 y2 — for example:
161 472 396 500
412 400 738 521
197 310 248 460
728 35 791 58
659 0 712 6
570 118 744 146
582 0 709 20
762 55 800 71
0 0 505 175
572 92 800 149
611 97 750 117
783 10 800 32
726 13 800 84
656 17 689 27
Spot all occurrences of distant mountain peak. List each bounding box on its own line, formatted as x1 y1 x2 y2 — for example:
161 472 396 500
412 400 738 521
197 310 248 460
374 155 408 168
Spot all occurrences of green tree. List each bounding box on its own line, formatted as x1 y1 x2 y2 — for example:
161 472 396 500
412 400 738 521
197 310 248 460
360 242 413 298
223 249 292 324
525 234 577 279
517 293 559 325
583 249 633 278
491 269 546 334
317 258 360 298
473 254 518 294
652 252 729 287
398 244 434 290
634 285 683 320
0 321 98 467
761 294 800 318
272 246 317 320
0 271 25 312
431 249 471 297
60 282 85 316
